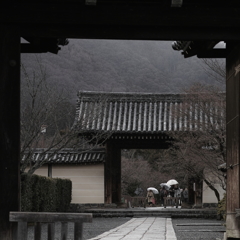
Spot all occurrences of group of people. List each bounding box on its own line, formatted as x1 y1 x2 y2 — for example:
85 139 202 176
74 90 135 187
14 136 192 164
146 185 189 207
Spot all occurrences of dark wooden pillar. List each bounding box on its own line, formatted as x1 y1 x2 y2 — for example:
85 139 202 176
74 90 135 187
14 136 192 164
48 164 53 178
111 145 121 204
105 141 121 204
226 42 240 239
0 26 20 240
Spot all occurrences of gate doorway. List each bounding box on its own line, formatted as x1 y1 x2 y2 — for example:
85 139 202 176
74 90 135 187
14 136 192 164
75 91 218 205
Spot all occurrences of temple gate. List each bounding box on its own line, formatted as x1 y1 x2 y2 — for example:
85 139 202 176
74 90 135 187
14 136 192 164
74 91 224 205
1 1 240 239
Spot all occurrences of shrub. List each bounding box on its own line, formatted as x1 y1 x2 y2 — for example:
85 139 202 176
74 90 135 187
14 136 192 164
33 174 44 211
40 176 56 212
21 173 72 212
55 178 72 212
21 173 33 211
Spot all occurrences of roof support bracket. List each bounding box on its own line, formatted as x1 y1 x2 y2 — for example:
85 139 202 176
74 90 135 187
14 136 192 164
171 0 183 7
85 0 97 6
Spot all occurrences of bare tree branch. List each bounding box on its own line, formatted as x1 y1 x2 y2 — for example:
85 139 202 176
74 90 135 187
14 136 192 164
167 84 226 200
21 58 111 174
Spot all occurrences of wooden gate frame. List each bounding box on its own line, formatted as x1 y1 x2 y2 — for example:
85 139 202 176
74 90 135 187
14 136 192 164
1 3 240 239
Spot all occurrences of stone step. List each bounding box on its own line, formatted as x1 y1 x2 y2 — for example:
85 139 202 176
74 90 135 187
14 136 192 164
81 208 217 219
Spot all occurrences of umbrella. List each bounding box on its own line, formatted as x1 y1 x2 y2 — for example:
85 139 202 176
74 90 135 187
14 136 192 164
147 187 159 194
166 179 179 186
160 183 171 190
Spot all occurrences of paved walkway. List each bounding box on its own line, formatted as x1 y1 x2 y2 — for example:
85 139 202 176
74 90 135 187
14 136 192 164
87 217 177 240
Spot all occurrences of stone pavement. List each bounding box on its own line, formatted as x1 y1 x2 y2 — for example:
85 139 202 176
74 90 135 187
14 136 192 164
87 217 177 240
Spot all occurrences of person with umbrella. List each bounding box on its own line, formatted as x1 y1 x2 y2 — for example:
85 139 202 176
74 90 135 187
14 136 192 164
173 184 181 208
167 179 180 207
182 187 189 203
146 187 158 207
159 184 169 207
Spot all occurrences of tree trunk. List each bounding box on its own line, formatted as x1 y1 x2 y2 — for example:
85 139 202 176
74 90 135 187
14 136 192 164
203 179 220 202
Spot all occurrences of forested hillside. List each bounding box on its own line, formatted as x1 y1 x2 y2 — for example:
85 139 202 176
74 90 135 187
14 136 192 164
21 39 225 104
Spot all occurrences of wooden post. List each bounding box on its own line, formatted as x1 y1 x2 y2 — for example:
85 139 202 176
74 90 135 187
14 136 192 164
105 141 121 204
48 164 53 178
0 26 20 240
105 142 112 204
112 145 121 204
226 42 240 239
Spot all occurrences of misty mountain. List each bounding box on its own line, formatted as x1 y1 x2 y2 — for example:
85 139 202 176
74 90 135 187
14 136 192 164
21 39 225 104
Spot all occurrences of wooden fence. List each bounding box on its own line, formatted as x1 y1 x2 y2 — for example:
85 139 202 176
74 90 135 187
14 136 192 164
129 197 146 208
163 197 180 208
9 212 92 240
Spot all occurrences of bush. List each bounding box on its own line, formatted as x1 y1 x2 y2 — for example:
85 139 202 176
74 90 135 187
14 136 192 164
21 173 72 212
21 173 33 211
40 176 57 212
32 174 44 212
217 193 226 220
55 178 72 212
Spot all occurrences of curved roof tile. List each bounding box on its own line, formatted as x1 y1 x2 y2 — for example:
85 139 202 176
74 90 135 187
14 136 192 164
22 148 105 165
74 91 225 134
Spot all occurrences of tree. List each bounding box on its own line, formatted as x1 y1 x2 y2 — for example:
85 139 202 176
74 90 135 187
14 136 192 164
167 84 226 201
201 58 225 85
121 150 167 197
20 58 110 174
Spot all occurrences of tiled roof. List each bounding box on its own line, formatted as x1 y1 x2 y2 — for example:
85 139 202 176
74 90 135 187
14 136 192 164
74 91 225 134
22 148 105 164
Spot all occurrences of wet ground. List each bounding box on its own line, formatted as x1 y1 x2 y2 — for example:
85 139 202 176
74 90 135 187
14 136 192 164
82 217 132 240
82 217 225 240
172 218 225 240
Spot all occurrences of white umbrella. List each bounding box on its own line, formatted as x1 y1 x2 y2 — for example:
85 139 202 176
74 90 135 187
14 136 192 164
160 183 171 190
166 179 178 186
147 187 159 194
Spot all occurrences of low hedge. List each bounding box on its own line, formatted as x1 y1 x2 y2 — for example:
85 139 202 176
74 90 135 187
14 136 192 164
21 173 72 212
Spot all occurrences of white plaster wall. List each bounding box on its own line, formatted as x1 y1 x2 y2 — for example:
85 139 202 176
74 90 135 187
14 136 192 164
202 170 226 203
34 166 48 177
34 164 105 204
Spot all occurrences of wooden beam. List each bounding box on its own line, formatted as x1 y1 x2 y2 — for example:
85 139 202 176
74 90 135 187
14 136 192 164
111 146 121 204
109 138 171 149
17 25 240 41
105 142 112 204
0 26 20 240
105 142 121 204
20 43 60 54
1 3 240 27
1 4 240 40
197 49 228 58
226 42 240 239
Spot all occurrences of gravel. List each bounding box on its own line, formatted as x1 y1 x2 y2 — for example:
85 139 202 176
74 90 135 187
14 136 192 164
82 217 132 240
172 218 226 240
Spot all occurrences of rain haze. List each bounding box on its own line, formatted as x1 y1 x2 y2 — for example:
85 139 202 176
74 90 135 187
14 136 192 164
21 39 225 103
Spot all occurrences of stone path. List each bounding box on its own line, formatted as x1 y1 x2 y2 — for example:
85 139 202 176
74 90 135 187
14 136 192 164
87 217 177 240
